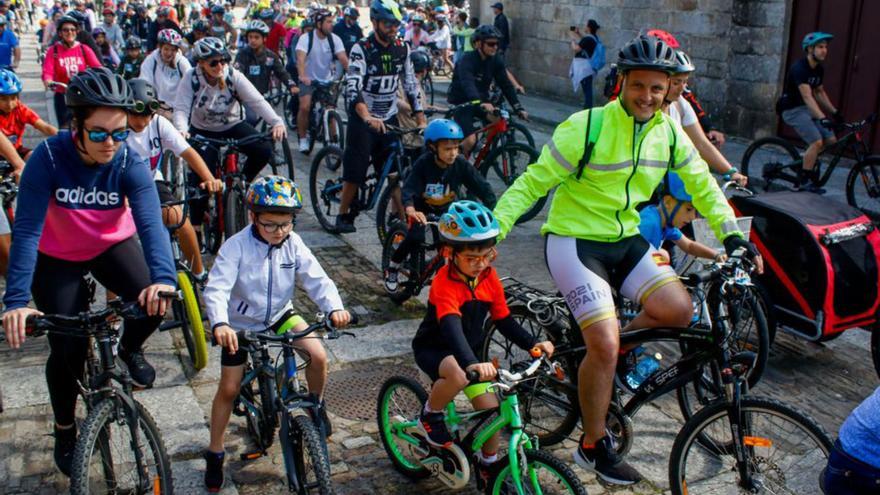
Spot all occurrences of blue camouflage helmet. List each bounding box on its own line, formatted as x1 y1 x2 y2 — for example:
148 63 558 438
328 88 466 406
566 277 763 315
802 32 833 51
370 0 402 23
424 119 464 143
246 175 304 213
0 68 22 95
439 200 500 244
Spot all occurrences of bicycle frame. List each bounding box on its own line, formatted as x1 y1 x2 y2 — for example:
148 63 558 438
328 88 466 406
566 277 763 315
469 112 510 171
322 136 405 214
813 129 872 187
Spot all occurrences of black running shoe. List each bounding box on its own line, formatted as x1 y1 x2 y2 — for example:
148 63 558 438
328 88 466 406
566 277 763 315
120 348 156 388
53 425 77 477
307 394 333 438
384 266 399 292
334 214 356 234
418 410 453 448
203 450 225 492
573 435 642 485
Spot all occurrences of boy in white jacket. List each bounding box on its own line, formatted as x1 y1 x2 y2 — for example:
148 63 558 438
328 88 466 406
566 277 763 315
202 175 351 492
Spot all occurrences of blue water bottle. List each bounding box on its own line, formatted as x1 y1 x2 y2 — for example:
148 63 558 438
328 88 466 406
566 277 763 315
625 350 662 390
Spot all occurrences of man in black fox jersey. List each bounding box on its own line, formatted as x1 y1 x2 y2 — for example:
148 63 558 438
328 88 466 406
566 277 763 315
335 0 425 234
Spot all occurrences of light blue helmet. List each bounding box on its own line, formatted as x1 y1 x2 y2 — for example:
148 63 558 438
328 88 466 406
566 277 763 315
439 200 500 244
664 173 692 202
802 32 833 51
246 175 303 213
424 118 464 143
0 69 22 95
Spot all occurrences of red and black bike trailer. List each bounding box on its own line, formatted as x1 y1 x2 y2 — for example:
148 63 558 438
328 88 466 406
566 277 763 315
729 191 880 378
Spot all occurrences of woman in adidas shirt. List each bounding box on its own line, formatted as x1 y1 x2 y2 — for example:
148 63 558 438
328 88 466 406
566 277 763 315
2 68 175 477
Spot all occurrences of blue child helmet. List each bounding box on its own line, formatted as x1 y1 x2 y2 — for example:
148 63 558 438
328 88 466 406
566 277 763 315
424 119 464 143
0 68 22 95
246 175 304 213
664 173 692 202
802 32 833 51
439 200 500 244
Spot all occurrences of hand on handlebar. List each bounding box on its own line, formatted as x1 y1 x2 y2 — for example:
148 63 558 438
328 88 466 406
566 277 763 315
138 283 176 317
533 340 555 358
271 123 287 141
479 102 496 115
406 207 427 225
213 324 238 354
731 172 748 187
516 109 529 122
200 178 224 193
466 362 498 382
2 307 43 349
723 236 764 274
365 116 387 134
329 309 351 328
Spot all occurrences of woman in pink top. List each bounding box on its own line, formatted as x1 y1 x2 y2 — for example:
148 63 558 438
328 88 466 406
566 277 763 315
41 14 101 128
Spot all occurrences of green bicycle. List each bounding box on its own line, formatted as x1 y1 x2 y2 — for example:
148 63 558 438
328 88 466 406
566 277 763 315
377 353 586 494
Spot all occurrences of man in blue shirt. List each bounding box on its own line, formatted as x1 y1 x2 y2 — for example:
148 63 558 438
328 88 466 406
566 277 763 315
823 386 880 494
332 6 363 55
639 173 724 264
0 17 18 70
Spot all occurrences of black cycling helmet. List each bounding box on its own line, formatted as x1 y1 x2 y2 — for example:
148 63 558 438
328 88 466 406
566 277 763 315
66 67 135 109
127 78 160 115
56 14 79 30
192 20 209 33
616 35 678 74
192 36 229 61
124 35 142 50
673 49 695 74
471 24 501 45
67 10 87 26
370 0 402 23
210 4 225 15
410 49 430 72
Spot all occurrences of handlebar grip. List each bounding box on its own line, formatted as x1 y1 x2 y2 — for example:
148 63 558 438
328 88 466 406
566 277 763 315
158 290 182 300
465 370 481 383
529 347 543 358
687 270 718 286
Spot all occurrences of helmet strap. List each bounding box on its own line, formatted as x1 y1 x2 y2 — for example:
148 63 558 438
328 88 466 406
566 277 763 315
660 198 682 229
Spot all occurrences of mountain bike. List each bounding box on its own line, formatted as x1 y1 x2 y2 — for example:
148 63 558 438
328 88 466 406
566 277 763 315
231 313 357 494
309 125 421 234
380 217 446 304
377 351 587 494
299 79 345 155
2 295 177 494
481 254 770 450
156 188 209 370
741 114 879 211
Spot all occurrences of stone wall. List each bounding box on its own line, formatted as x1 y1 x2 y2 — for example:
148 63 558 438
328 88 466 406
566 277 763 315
473 0 792 139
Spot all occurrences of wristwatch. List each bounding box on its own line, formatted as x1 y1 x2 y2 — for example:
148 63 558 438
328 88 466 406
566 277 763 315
722 167 738 181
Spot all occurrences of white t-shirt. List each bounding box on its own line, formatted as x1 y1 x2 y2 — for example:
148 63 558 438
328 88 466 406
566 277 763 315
429 24 451 49
295 31 345 82
127 115 190 180
667 95 698 128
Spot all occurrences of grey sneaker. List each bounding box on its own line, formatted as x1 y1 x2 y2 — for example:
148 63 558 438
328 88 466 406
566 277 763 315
573 436 642 485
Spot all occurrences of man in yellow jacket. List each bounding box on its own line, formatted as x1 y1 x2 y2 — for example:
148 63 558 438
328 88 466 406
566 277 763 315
494 35 761 485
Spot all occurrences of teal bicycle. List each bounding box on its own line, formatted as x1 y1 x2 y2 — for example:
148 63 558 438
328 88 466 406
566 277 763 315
377 352 587 494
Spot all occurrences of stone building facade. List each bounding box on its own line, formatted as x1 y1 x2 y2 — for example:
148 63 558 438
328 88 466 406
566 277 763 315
472 0 790 139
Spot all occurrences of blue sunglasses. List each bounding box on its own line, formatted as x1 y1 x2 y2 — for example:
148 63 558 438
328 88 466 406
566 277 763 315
86 127 130 143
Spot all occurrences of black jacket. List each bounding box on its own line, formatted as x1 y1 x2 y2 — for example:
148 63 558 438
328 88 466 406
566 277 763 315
494 13 510 51
401 151 496 213
233 46 294 94
447 50 520 109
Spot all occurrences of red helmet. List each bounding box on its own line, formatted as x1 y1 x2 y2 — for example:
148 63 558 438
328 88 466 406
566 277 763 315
646 28 679 49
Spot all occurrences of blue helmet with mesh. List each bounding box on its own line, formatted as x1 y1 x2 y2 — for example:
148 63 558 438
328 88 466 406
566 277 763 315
0 69 22 95
439 201 500 245
664 173 692 202
424 119 464 143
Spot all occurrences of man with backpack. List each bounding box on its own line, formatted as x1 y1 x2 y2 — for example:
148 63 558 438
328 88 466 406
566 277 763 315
294 8 347 152
569 19 604 108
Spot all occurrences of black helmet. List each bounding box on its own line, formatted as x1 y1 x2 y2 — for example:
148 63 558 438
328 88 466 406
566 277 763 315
56 14 79 30
124 35 142 50
192 20 209 33
192 36 229 61
673 49 695 74
67 10 87 25
66 67 135 109
370 0 402 23
410 49 430 72
617 35 678 74
471 24 501 44
127 78 160 115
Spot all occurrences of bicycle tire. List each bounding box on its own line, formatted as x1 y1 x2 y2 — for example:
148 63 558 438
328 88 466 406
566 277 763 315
259 372 278 449
872 325 880 381
223 186 248 239
201 191 224 255
481 143 546 224
177 271 208 370
287 414 333 495
308 145 345 233
271 137 297 181
236 370 276 451
480 306 580 446
740 136 801 192
486 448 587 495
676 286 770 421
508 121 536 149
381 224 416 304
375 180 404 244
422 74 434 106
845 156 880 220
376 376 431 479
325 109 345 149
159 151 185 201
668 396 832 495
70 399 173 495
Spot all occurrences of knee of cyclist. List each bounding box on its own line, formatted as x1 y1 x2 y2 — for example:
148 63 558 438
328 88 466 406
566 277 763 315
217 378 241 401
449 367 469 389
664 297 694 327
309 348 328 370
808 139 824 151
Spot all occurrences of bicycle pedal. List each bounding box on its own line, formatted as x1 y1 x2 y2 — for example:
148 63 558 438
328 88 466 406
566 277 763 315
240 451 266 461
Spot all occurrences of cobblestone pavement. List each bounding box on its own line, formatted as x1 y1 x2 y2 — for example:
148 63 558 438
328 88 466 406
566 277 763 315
1 28 878 495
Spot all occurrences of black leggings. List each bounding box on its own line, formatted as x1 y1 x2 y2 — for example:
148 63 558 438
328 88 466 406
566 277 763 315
391 222 427 264
31 238 162 426
53 92 71 129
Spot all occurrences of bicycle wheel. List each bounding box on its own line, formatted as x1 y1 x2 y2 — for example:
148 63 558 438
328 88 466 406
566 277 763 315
159 151 185 200
668 396 832 495
740 137 801 192
236 369 277 451
223 185 248 238
271 137 297 180
846 156 880 220
308 145 345 233
507 121 536 149
422 74 434 106
325 109 345 149
676 287 770 421
70 399 172 495
486 448 587 495
381 224 416 304
286 414 333 494
375 181 404 244
376 376 431 479
177 271 208 370
201 192 224 255
481 306 579 446
481 143 547 224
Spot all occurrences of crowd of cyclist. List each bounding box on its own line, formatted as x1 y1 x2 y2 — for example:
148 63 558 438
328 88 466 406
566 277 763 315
0 0 875 493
